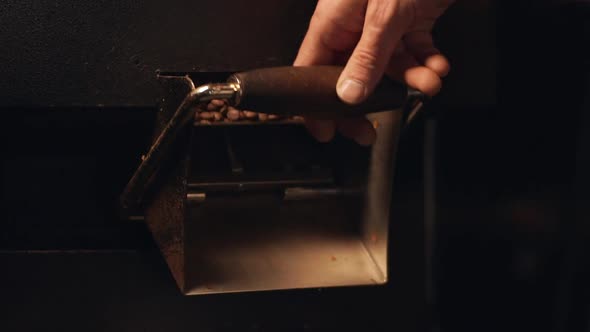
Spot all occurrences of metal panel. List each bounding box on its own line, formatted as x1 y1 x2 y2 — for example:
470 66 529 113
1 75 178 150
0 0 316 107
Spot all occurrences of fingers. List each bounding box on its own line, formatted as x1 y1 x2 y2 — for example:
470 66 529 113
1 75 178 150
294 0 366 66
337 0 412 104
386 45 421 80
336 117 376 146
334 49 443 147
295 0 367 144
304 117 376 146
404 31 450 77
403 66 442 97
304 118 336 143
295 0 448 145
386 48 442 97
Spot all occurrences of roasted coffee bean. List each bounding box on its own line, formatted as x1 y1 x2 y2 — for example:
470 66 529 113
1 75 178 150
193 102 305 124
199 111 214 120
258 113 268 121
243 111 257 119
206 102 220 112
227 107 241 121
193 107 202 121
210 99 226 107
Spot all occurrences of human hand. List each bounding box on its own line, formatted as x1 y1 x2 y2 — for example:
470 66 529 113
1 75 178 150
294 0 454 145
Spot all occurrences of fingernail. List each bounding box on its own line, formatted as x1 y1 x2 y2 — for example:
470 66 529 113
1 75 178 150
337 79 366 104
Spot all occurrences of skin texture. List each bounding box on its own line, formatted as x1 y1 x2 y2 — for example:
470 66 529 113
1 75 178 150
294 0 454 145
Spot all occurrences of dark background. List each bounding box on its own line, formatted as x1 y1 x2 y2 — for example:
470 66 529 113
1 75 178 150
0 0 588 331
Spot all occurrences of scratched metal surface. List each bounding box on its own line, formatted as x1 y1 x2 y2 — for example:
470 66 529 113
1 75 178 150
0 0 498 108
0 0 316 107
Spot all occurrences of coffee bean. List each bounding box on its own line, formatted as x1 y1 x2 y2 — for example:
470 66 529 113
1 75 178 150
193 107 202 121
206 102 220 112
243 111 257 119
193 102 303 125
227 107 240 121
199 111 214 120
210 99 226 107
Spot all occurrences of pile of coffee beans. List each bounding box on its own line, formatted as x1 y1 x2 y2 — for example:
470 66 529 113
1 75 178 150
194 99 303 125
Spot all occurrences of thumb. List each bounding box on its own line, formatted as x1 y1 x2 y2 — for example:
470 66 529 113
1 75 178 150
337 0 410 105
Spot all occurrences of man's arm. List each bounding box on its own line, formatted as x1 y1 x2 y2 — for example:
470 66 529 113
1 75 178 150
294 0 454 145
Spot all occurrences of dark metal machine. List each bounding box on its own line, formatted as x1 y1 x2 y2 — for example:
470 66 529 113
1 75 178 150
121 66 425 295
